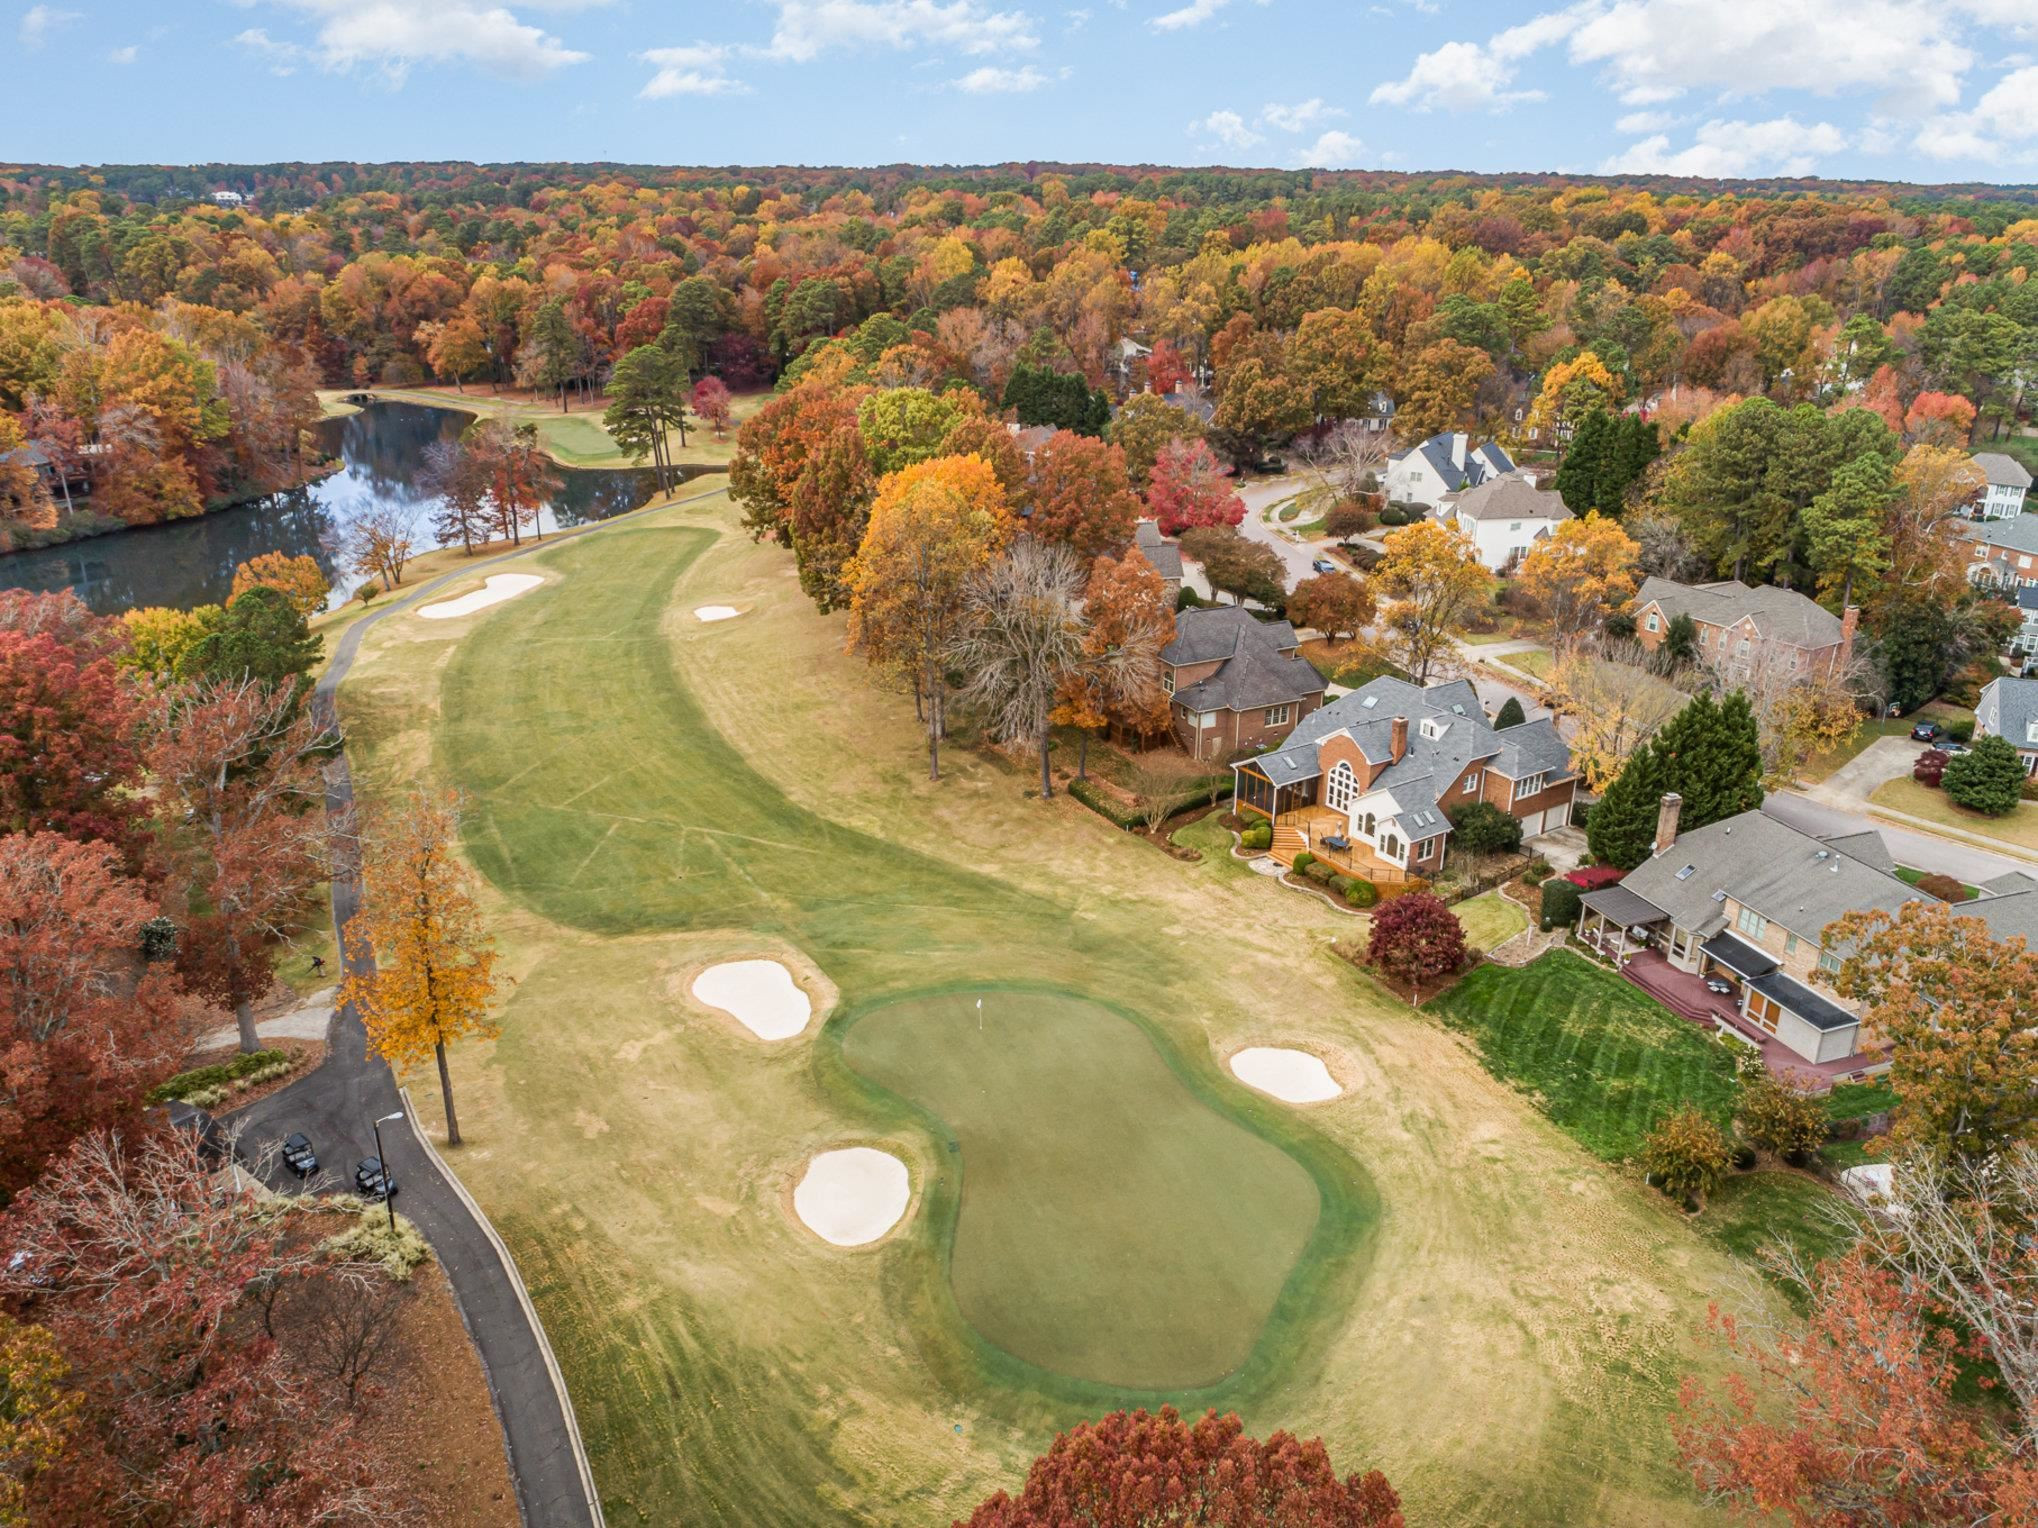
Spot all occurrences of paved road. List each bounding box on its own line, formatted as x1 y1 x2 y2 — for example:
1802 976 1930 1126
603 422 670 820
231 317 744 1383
1235 476 1324 591
227 521 630 1528
1763 792 2029 884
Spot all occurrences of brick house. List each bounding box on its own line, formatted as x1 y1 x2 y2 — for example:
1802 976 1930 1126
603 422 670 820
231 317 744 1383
1161 607 1325 762
1231 677 1576 884
1630 577 1858 682
1957 513 2038 591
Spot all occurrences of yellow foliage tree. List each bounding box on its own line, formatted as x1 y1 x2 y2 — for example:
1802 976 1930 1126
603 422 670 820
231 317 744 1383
868 452 1014 539
230 551 329 618
1374 518 1487 682
1525 350 1621 443
0 1316 75 1526
1514 511 1640 640
1549 646 1691 791
118 604 225 680
341 789 500 1147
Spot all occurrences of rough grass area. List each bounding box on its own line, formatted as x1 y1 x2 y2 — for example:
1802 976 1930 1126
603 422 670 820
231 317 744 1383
1871 776 2038 851
1696 1172 1859 1298
330 485 1787 1526
1432 952 1742 1161
1456 890 1528 953
842 988 1325 1389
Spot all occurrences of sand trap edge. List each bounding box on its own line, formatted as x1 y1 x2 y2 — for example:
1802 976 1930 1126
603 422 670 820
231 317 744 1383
693 605 744 622
418 573 545 621
782 1143 916 1250
1226 1045 1345 1105
668 943 839 1043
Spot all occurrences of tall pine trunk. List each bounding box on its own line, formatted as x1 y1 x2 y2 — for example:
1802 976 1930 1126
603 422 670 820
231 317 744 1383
1038 724 1054 799
436 1040 461 1147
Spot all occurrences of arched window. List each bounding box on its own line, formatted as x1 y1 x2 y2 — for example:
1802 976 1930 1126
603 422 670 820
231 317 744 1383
1325 760 1356 813
1361 812 1376 836
1383 833 1401 858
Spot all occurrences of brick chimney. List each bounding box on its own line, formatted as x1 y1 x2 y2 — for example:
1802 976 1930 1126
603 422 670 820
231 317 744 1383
1390 715 1409 763
1654 792 1683 856
1839 604 1860 669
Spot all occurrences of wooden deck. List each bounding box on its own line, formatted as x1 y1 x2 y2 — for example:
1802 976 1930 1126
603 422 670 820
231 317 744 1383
1273 807 1413 884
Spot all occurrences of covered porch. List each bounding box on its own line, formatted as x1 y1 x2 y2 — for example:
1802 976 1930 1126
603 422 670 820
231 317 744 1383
1575 884 1670 964
1621 949 1884 1085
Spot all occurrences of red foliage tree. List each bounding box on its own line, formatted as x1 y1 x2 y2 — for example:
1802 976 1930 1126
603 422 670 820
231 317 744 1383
0 628 144 854
1903 390 1978 447
1675 1248 2038 1526
1146 437 1246 536
1147 338 1193 398
0 833 185 1198
1914 748 1950 787
692 375 734 437
1367 890 1467 991
2 1130 402 1523
1027 430 1142 559
958 1407 1403 1528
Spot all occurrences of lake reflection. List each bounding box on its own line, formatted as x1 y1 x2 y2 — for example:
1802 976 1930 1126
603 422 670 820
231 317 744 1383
0 401 671 614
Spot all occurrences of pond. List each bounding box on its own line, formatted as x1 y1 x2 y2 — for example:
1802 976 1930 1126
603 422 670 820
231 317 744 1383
0 401 676 615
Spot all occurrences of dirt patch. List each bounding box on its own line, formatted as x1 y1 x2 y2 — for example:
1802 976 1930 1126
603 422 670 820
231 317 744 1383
347 1259 519 1528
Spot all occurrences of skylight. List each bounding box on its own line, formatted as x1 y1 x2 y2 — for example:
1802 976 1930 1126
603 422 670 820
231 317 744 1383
1361 696 1378 708
1711 890 1727 902
1674 864 1696 880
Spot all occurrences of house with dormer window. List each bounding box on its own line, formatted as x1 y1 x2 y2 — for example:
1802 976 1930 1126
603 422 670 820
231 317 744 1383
1231 677 1576 884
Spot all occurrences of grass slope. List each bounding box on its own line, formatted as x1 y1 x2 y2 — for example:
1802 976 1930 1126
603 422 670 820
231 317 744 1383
1433 952 1742 1160
1871 776 2038 853
333 491 1786 1525
842 987 1321 1389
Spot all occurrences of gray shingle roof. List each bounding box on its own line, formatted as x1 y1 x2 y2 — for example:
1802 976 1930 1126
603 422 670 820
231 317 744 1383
1973 451 2034 490
1619 810 1914 944
1954 516 2038 557
1442 471 1570 525
1393 433 1514 493
1165 607 1321 714
1819 830 1896 874
1133 520 1183 582
1633 577 1846 649
1977 677 2038 753
1162 606 1297 665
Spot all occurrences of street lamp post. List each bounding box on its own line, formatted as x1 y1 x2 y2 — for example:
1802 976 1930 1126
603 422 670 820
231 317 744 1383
372 1111 404 1232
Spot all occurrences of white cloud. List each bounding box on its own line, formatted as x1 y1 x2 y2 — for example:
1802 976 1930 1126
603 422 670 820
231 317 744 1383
638 43 747 97
1260 97 1344 132
18 5 80 47
233 26 304 73
1917 64 2038 159
954 63 1050 90
230 1 591 82
762 0 1038 61
1615 109 1672 133
1191 108 1265 149
1293 128 1365 167
1151 0 1268 30
108 43 139 63
1600 115 1846 176
1370 38 1548 111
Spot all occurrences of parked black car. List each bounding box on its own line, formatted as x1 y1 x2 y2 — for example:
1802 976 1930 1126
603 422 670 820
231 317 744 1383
1910 720 1943 743
281 1132 318 1177
354 1156 397 1201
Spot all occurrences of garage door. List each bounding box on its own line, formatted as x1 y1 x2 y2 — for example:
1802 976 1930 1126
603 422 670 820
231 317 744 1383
1519 808 1545 838
1543 800 1569 832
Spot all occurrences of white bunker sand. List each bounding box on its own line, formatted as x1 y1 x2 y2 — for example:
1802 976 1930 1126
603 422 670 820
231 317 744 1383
693 605 742 622
1230 1047 1343 1104
419 573 543 620
691 959 811 1040
793 1148 909 1246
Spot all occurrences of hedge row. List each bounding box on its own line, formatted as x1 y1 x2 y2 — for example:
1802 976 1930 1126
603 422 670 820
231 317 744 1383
1293 857 1379 908
1067 775 1235 832
147 1048 295 1106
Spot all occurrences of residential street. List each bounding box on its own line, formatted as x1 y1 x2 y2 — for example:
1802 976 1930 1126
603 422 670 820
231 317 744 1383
1235 475 1324 591
1762 792 2030 884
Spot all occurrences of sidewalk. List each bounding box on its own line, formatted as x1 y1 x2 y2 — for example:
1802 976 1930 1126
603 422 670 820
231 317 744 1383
196 988 337 1052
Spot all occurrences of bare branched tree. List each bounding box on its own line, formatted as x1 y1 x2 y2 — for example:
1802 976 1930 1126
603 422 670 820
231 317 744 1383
949 540 1159 800
1303 420 1393 502
300 1268 412 1408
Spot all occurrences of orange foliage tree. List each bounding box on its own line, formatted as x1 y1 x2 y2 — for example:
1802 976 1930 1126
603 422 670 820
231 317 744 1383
230 552 329 618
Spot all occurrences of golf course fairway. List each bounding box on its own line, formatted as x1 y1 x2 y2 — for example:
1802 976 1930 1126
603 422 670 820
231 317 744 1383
843 987 1320 1388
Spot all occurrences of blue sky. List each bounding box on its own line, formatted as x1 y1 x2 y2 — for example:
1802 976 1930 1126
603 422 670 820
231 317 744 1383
9 1 2038 183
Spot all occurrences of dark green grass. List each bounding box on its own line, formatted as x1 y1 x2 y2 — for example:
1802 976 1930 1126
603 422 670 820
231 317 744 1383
1698 1173 1858 1274
1431 951 1742 1160
841 988 1321 1389
1824 1080 1896 1125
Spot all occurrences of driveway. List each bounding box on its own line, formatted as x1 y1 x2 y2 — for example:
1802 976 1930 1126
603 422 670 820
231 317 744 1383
1802 734 1919 811
224 521 624 1528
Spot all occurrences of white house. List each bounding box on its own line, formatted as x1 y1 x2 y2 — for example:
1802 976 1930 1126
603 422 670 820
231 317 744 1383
208 190 246 208
1383 432 1513 511
1437 471 1570 572
1972 452 2033 519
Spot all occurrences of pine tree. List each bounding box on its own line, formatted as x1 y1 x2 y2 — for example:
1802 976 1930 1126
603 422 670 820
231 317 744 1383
1556 407 1611 513
1588 743 1671 870
1597 415 1661 515
1494 695 1526 729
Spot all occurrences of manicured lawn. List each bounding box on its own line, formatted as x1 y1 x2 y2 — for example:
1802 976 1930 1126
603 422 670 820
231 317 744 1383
1824 1080 1895 1125
843 988 1322 1389
1870 777 2038 852
1456 890 1528 953
1507 648 1555 679
1696 1172 1859 1292
1800 701 1973 785
1432 952 1742 1161
330 487 1781 1526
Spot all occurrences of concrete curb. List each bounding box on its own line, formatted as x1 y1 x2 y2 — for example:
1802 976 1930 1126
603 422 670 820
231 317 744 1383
398 1088 606 1528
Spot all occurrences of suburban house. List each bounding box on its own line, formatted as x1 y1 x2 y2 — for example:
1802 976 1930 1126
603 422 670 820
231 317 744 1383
1958 513 2038 590
208 189 246 208
1232 676 1576 884
1576 795 2038 1080
1383 432 1515 511
1630 577 1858 682
1161 607 1325 762
1971 451 2033 519
1132 520 1183 597
1975 677 2038 775
1436 471 1572 572
2011 588 2038 664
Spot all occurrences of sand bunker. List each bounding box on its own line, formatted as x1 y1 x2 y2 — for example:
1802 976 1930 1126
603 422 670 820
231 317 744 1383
691 959 811 1041
1229 1047 1343 1104
419 574 543 620
793 1148 909 1246
694 605 742 622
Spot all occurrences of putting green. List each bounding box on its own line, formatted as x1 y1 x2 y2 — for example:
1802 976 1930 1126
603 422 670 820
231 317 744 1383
843 988 1320 1389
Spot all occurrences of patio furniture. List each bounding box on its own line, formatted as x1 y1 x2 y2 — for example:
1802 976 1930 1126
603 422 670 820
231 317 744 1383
1323 835 1351 851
